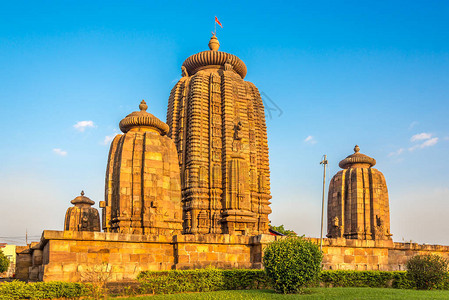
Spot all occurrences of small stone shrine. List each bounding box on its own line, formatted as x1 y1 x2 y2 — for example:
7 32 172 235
64 191 100 232
327 145 392 240
101 100 183 235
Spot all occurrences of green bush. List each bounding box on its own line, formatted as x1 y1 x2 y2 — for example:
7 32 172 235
319 270 414 289
269 224 297 237
0 251 10 273
0 281 92 300
406 254 449 290
263 237 323 294
137 268 270 294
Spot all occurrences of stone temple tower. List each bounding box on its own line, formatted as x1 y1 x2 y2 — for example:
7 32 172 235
166 35 271 235
101 100 183 235
327 145 392 240
64 191 100 232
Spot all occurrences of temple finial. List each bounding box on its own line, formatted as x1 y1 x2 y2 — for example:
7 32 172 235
208 34 220 51
81 190 85 196
139 100 148 111
354 145 360 153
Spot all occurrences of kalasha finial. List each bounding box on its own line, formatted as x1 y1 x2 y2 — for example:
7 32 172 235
139 100 148 111
354 145 360 153
81 190 85 196
208 34 220 51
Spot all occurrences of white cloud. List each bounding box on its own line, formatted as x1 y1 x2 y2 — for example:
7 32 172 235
52 148 67 156
388 148 404 157
410 132 432 142
421 137 439 147
304 135 317 144
103 135 115 145
73 120 95 132
409 121 419 129
409 137 439 151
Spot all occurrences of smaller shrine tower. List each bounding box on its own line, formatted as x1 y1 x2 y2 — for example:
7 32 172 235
64 191 100 232
101 100 183 235
327 146 392 240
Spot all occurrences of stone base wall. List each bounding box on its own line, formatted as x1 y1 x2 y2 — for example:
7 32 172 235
16 231 449 282
314 237 449 271
16 231 278 282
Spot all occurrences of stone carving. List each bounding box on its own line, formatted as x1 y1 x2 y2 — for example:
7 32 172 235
64 191 100 232
224 58 233 71
181 66 189 77
166 35 271 235
102 100 183 235
327 145 392 240
327 216 341 238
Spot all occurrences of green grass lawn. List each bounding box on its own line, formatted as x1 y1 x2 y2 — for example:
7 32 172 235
115 287 449 299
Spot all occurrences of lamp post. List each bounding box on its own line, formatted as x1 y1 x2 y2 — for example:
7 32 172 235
320 155 328 251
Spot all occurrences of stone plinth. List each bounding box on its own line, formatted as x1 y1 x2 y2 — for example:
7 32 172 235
310 237 449 271
17 231 274 282
16 232 449 282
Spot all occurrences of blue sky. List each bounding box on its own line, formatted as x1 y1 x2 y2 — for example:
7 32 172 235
1 1 448 245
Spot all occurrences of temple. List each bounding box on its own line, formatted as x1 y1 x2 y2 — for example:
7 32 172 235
15 35 449 282
167 35 271 235
327 145 392 240
101 100 183 235
64 191 100 232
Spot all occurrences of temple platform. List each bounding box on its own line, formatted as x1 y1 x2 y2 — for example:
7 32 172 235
16 231 449 282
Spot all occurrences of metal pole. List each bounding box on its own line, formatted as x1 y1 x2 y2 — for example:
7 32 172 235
320 155 328 251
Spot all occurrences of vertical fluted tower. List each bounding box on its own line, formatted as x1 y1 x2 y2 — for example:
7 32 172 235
166 35 271 235
101 100 183 235
327 145 392 240
64 191 100 232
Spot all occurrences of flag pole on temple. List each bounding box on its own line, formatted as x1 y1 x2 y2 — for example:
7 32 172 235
214 16 223 36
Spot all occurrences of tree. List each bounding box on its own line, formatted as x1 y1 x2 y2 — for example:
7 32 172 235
269 224 297 237
0 250 10 273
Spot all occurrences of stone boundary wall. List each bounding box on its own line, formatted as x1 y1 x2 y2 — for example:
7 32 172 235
308 237 449 271
15 231 449 282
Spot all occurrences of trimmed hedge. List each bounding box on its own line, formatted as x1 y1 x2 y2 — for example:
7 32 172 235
319 270 413 289
137 268 270 294
0 281 92 300
137 269 449 295
1 269 448 299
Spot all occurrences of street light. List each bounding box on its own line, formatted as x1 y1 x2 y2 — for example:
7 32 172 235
319 155 328 251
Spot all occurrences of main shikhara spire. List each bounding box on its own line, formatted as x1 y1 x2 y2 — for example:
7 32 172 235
166 35 272 235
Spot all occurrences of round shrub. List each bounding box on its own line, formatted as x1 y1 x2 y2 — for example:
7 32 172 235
406 254 448 290
263 237 322 294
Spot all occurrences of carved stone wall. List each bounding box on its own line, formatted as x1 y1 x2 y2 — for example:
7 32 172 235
327 146 391 240
102 101 183 235
167 36 271 236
